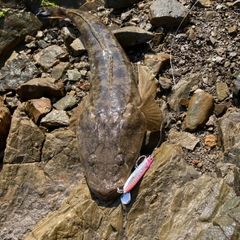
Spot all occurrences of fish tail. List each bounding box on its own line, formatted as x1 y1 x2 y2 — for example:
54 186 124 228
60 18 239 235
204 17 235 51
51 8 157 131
36 6 67 19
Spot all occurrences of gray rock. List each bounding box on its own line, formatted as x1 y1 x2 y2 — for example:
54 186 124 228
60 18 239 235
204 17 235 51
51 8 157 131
0 11 42 56
104 0 141 9
218 109 240 167
168 74 200 111
70 38 86 56
40 109 69 127
53 95 77 110
149 0 189 29
17 77 65 100
168 129 200 150
113 26 153 47
0 52 38 93
67 69 82 81
4 103 45 163
51 62 70 80
33 45 68 71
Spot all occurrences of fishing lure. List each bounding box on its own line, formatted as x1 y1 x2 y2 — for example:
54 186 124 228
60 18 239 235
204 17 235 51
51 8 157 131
118 155 154 204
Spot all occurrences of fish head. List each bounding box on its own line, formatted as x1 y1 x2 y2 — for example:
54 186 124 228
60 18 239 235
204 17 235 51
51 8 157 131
76 103 147 200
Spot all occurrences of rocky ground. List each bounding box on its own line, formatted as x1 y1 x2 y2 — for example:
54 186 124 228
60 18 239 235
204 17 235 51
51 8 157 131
0 0 240 239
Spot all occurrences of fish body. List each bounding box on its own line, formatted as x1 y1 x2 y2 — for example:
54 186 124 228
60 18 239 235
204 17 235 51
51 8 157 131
37 7 162 200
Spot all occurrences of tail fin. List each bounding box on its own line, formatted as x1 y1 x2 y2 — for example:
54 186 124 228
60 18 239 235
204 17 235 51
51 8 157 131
36 6 67 18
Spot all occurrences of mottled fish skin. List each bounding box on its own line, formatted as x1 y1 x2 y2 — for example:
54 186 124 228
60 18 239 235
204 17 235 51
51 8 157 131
41 7 148 200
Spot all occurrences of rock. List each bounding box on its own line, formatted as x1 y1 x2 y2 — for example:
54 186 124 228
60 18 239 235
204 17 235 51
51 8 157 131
0 129 82 240
61 26 76 47
204 134 217 148
143 52 171 77
51 62 70 80
168 74 200 111
104 0 141 9
216 82 229 101
216 163 240 195
70 38 86 56
0 11 42 56
227 25 238 36
168 129 200 150
0 52 38 93
25 97 52 123
185 90 214 132
33 45 68 71
67 69 82 81
112 26 153 47
214 103 227 117
159 77 172 91
17 77 65 100
231 76 240 105
197 0 212 7
40 109 69 127
0 97 11 151
149 0 189 29
4 103 45 163
53 95 77 110
218 109 240 167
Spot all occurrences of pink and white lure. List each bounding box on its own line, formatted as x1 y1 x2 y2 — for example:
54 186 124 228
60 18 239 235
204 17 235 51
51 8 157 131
118 155 154 204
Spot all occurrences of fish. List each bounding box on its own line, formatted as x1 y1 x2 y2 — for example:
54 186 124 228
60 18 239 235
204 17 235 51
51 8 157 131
37 6 163 200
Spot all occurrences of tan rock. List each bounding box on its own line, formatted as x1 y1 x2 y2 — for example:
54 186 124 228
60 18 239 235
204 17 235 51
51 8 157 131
185 90 214 132
216 82 230 101
204 134 217 148
26 97 51 123
4 103 45 163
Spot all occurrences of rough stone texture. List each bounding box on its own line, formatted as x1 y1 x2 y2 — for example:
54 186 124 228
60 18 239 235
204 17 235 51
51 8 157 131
104 0 141 9
53 95 77 110
218 109 240 167
185 90 214 132
23 142 240 240
17 77 65 100
112 26 153 47
149 0 189 28
40 109 69 127
0 11 42 56
216 82 230 101
25 97 52 123
0 52 39 92
143 52 170 77
0 128 82 240
51 62 70 80
0 97 11 151
70 38 86 56
33 45 68 71
3 103 45 163
168 74 201 111
168 128 200 150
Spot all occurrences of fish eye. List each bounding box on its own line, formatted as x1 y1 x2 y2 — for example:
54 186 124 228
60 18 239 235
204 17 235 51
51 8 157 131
88 154 96 167
116 154 125 166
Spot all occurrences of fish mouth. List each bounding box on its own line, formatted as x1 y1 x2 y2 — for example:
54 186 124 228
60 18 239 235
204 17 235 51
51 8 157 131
87 178 125 200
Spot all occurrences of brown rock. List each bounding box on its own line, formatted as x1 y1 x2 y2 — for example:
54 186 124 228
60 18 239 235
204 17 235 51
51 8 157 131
51 62 70 80
216 82 229 101
4 103 45 163
0 97 11 150
26 97 52 123
144 52 170 77
205 134 217 148
185 90 214 132
17 77 65 100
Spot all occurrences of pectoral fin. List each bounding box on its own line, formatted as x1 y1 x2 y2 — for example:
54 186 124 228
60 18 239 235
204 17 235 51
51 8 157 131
138 64 163 132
